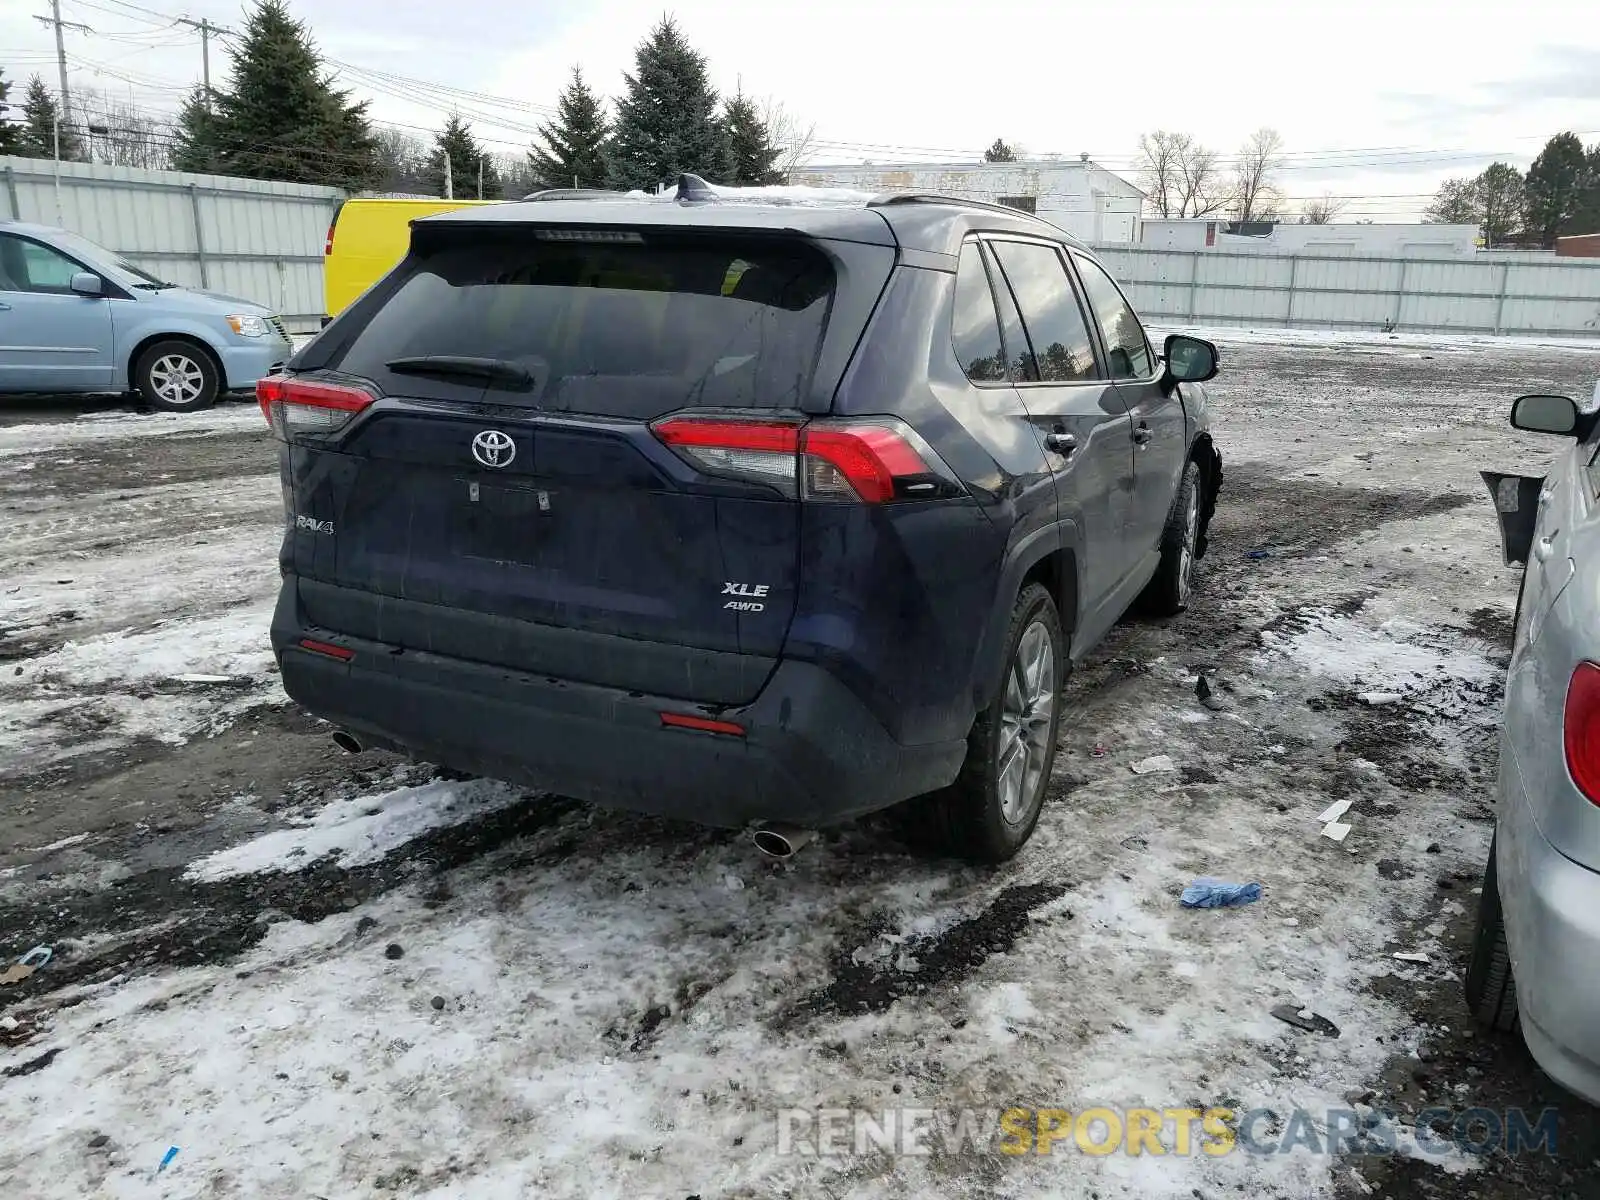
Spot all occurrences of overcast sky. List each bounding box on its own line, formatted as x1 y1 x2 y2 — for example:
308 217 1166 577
6 0 1599 219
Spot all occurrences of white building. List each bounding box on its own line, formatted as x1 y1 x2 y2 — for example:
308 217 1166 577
1139 218 1483 257
793 157 1145 243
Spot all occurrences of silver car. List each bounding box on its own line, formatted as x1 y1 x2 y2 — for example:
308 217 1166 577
0 219 292 411
1471 381 1600 1104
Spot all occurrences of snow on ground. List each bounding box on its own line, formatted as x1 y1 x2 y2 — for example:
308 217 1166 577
3 333 1597 1198
0 500 1501 1197
0 403 264 457
186 779 531 883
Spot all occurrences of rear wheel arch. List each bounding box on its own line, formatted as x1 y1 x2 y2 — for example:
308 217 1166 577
973 531 1080 712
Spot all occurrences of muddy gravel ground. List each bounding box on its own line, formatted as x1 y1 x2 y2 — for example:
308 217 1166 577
2 331 1600 1199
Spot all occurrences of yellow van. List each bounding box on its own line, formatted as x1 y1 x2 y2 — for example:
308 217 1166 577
322 197 498 323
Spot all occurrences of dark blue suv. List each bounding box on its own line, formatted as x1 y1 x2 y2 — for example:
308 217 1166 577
263 183 1222 862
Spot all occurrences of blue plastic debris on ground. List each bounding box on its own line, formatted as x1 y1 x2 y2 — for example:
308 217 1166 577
1181 878 1264 908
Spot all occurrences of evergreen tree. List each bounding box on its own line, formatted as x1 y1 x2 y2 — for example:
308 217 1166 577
528 67 609 191
170 86 223 174
605 17 732 191
427 114 502 199
984 138 1017 163
1525 132 1592 248
209 0 381 189
725 89 780 185
0 68 21 155
1575 145 1600 238
17 75 84 160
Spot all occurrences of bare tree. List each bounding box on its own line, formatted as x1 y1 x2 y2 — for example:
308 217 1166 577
1137 130 1228 218
760 98 816 183
1176 142 1227 217
1135 130 1183 218
372 125 432 194
73 88 171 170
1232 127 1284 222
1298 192 1347 224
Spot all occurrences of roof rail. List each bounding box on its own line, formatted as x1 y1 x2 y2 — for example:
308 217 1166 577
521 187 627 201
867 192 1046 219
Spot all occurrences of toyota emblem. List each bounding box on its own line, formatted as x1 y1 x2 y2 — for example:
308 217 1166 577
471 429 516 468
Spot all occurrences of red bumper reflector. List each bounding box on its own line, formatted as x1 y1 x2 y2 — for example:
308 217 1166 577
298 638 355 662
660 712 745 736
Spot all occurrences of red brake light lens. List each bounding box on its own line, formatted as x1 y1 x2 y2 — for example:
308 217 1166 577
651 416 942 503
298 638 354 662
660 711 745 736
1564 662 1600 806
258 376 375 440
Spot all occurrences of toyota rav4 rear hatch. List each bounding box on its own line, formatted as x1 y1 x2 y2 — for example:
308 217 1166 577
269 217 899 705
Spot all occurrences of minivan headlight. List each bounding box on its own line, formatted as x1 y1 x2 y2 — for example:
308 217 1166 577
227 314 270 337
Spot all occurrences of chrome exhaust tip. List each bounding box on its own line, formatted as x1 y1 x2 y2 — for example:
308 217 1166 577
331 729 364 754
751 823 814 860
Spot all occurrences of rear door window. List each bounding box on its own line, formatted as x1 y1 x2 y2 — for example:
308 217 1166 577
326 231 835 418
990 241 1098 383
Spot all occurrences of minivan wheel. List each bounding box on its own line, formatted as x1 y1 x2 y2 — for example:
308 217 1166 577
1465 834 1519 1032
913 582 1064 864
134 340 220 412
1141 460 1203 617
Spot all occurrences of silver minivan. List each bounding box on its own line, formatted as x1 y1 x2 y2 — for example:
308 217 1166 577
0 219 292 411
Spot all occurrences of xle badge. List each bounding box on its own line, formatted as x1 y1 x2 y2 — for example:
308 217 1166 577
723 581 769 612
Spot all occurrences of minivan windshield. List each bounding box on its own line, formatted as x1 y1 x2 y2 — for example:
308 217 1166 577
323 230 835 418
48 229 172 288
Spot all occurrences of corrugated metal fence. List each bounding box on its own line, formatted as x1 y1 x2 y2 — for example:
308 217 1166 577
1 156 340 331
1089 243 1600 338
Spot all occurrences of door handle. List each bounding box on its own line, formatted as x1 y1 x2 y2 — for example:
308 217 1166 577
1534 535 1557 563
0 301 11 311
1132 424 1153 446
1044 431 1077 456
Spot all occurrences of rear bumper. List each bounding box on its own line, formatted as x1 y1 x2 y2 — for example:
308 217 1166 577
1499 748 1600 1104
271 583 966 828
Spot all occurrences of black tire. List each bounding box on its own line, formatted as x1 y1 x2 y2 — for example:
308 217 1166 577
1140 459 1204 617
1465 834 1519 1032
133 339 220 412
911 582 1065 864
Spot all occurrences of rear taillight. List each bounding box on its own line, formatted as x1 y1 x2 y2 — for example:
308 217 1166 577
324 222 335 256
652 415 949 503
257 376 375 441
1564 662 1600 806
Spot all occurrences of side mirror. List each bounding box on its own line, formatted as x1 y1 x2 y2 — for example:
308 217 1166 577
69 272 104 297
1510 393 1579 437
1163 333 1219 384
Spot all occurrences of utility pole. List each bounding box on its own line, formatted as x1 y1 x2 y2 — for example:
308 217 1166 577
477 157 484 200
34 1 91 133
444 155 453 200
176 17 222 104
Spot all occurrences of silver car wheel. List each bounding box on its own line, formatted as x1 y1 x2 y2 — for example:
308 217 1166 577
997 618 1056 824
150 353 205 406
1177 478 1201 606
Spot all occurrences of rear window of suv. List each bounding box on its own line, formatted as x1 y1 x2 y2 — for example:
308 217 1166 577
323 230 835 418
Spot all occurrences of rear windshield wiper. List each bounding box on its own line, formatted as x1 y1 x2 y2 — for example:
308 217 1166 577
384 355 533 391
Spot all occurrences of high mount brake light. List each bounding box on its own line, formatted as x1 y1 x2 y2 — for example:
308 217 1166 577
1564 662 1600 807
257 376 375 440
652 416 942 503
